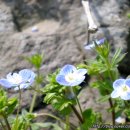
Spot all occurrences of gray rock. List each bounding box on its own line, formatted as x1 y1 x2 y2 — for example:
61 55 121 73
0 0 130 124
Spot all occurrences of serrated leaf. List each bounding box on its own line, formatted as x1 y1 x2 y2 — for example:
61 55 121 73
44 93 56 104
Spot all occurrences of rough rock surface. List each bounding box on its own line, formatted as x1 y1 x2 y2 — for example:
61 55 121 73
0 0 130 125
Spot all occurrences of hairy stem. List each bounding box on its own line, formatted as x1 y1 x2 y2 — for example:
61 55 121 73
29 69 40 113
71 105 84 124
17 86 22 117
109 97 115 125
29 90 37 113
74 91 84 122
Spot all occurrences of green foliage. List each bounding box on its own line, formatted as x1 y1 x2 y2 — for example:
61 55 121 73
127 13 130 18
111 48 126 68
42 71 76 115
12 110 36 130
79 42 125 80
0 89 17 117
91 80 112 96
25 53 43 69
81 108 97 130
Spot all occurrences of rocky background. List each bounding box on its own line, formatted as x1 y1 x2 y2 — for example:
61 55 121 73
0 0 130 128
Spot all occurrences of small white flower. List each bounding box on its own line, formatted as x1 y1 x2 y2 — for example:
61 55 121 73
56 64 87 87
0 69 36 90
111 79 130 100
115 117 126 124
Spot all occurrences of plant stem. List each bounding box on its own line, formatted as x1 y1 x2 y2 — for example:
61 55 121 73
36 113 76 130
106 59 115 125
2 115 11 130
75 93 84 122
71 87 84 122
105 90 115 125
65 115 70 130
37 113 66 124
29 89 37 113
0 120 6 130
17 86 22 117
71 105 84 124
109 97 115 125
29 69 40 113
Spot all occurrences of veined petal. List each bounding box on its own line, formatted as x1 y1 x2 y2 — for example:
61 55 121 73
56 74 70 86
111 90 120 98
125 79 130 88
59 64 76 75
76 69 87 75
27 71 36 84
0 79 13 88
19 69 34 82
113 79 125 89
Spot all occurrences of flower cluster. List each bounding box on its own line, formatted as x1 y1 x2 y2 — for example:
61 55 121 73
0 69 36 90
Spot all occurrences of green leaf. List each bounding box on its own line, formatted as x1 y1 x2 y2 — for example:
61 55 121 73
7 97 18 115
81 108 97 130
25 53 43 69
111 48 126 67
42 71 77 115
127 13 130 18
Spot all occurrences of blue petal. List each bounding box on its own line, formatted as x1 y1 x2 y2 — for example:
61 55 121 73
14 83 30 91
59 64 76 75
111 90 120 98
121 93 130 100
6 73 13 79
0 79 13 88
76 69 87 75
96 38 106 45
125 79 130 88
70 76 85 86
56 74 70 86
19 69 36 82
28 72 36 84
113 79 125 89
84 44 94 50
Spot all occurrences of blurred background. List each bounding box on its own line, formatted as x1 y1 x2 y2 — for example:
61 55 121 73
0 0 130 126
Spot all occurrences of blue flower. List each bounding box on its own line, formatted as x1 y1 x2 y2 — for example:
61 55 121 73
85 38 106 50
56 64 87 86
111 79 130 100
0 69 36 90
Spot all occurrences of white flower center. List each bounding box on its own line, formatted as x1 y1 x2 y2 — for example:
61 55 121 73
122 86 128 92
65 73 75 82
9 74 22 84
